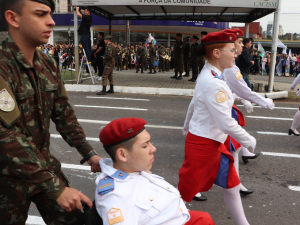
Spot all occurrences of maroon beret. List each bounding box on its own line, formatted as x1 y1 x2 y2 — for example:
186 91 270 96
222 29 244 38
99 118 147 148
201 31 237 44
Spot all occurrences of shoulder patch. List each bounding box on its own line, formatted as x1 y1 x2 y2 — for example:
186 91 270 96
235 71 243 80
97 176 114 196
216 91 227 103
107 208 124 225
0 88 15 112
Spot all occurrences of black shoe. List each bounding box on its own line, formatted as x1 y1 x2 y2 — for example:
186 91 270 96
188 78 195 82
141 72 144 74
288 129 300 136
136 70 138 73
242 153 260 164
97 86 107 95
153 71 157 74
147 72 152 74
170 75 177 79
193 194 207 201
176 76 182 80
183 74 189 77
240 189 254 195
117 69 119 71
158 70 161 72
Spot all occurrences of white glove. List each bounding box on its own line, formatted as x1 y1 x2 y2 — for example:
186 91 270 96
242 100 253 113
297 89 300 96
248 136 257 153
266 98 275 110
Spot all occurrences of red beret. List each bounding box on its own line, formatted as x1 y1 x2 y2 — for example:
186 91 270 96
201 31 237 44
222 29 244 38
99 118 147 148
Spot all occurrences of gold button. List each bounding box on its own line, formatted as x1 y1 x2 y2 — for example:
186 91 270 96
166 187 170 190
180 208 183 212
150 198 153 201
180 195 182 198
152 180 156 183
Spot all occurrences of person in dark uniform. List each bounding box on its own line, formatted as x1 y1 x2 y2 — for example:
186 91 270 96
198 31 208 73
148 42 156 74
171 33 184 80
116 45 123 71
136 43 146 73
93 32 105 79
189 35 200 82
158 43 166 73
183 37 191 77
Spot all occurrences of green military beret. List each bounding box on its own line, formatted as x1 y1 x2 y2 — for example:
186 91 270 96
31 0 55 12
104 35 112 39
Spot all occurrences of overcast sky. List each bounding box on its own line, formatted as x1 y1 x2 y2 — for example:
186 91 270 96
230 0 300 34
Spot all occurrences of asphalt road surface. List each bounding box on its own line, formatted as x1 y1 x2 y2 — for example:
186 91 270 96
27 92 300 225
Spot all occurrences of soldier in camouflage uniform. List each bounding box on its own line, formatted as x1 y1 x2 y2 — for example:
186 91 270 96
116 44 123 71
171 33 184 80
183 37 191 77
136 43 146 73
189 35 200 82
148 42 156 74
97 35 116 95
158 43 166 73
0 1 102 224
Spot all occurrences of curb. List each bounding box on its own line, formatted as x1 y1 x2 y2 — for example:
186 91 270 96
65 85 195 96
65 84 288 99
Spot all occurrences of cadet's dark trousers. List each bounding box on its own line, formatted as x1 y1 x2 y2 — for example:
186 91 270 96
174 57 183 76
123 58 128 69
191 60 199 80
96 57 104 77
116 56 122 70
184 58 190 76
164 58 169 71
127 56 132 69
149 58 155 73
136 57 145 72
159 58 165 71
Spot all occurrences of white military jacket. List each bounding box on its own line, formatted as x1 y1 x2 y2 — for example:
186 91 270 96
223 65 269 108
183 61 253 148
95 158 190 225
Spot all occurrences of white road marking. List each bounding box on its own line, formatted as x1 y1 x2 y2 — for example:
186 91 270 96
261 152 300 158
61 163 91 171
247 116 293 121
86 96 150 101
288 186 300 192
51 134 99 142
74 105 148 111
77 119 183 129
237 105 299 110
26 215 46 225
257 131 288 136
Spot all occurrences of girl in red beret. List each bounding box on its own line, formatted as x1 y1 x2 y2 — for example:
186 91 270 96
178 31 256 225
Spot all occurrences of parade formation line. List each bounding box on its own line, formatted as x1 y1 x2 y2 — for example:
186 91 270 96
74 105 148 111
86 96 150 101
257 131 288 136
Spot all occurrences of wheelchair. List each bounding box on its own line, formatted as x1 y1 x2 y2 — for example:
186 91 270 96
75 201 103 225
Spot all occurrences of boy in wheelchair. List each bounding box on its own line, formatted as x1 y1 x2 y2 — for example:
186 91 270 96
93 117 214 225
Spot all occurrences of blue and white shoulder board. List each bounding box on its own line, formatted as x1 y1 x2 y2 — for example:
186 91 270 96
97 176 114 196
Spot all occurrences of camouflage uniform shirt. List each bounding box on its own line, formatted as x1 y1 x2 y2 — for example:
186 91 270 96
0 35 93 203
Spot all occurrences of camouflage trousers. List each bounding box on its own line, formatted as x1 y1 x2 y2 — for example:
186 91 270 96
116 56 122 70
0 189 81 225
159 58 165 71
102 65 114 86
149 57 155 73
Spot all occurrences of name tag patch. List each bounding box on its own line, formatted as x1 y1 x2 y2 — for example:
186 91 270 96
107 208 124 225
235 71 243 80
216 91 227 103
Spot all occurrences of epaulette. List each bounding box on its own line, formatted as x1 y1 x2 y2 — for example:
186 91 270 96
97 176 114 196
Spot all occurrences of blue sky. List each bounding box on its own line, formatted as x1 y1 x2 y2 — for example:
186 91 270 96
230 0 300 34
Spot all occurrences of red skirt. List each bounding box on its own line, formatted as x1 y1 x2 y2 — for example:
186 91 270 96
186 211 215 225
178 133 240 202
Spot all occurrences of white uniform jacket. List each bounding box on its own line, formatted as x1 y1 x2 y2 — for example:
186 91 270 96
95 158 190 225
183 61 253 148
290 73 300 90
223 65 269 108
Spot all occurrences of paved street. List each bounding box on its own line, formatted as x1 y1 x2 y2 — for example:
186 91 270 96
27 92 300 225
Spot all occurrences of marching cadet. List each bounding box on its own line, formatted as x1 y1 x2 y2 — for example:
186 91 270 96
189 35 199 82
183 36 192 77
158 43 166 72
95 117 215 225
171 33 184 80
0 0 103 224
97 35 116 95
136 43 146 73
148 42 156 74
116 44 123 71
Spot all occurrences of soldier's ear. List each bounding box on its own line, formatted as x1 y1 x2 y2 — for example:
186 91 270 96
115 148 129 163
5 10 21 29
